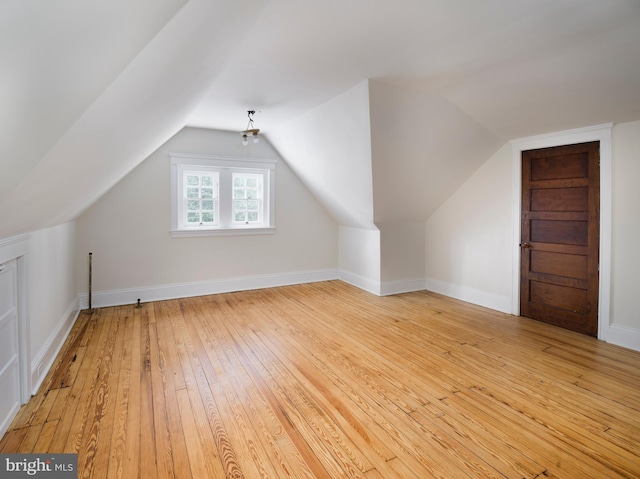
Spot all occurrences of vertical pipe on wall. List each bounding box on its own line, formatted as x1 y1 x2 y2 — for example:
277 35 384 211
88 252 94 314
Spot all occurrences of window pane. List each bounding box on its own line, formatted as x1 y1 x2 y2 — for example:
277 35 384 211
246 178 257 188
201 176 213 186
233 188 245 199
248 200 259 211
247 212 258 222
186 175 199 186
246 189 257 199
201 212 214 223
187 212 200 223
235 212 246 222
234 177 245 187
187 200 199 210
187 188 199 198
201 188 213 198
233 199 245 211
202 200 214 211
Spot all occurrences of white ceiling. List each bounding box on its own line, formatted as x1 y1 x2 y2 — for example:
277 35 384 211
0 0 188 199
187 0 640 139
2 0 640 237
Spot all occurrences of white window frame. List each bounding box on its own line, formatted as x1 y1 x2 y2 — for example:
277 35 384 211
170 153 276 237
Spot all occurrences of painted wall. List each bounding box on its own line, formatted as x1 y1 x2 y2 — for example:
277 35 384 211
368 79 502 224
0 222 78 395
75 127 338 300
267 81 376 230
338 226 381 295
28 222 77 357
424 143 514 313
379 222 425 293
611 120 640 331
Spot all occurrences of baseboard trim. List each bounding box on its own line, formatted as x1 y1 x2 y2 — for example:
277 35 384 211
31 297 80 394
603 323 640 352
339 270 381 296
380 278 426 296
425 277 512 314
78 269 340 309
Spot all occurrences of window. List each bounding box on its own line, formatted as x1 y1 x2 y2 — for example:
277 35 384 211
171 154 276 237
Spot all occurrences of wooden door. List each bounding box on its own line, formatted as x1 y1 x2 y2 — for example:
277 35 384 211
520 141 600 336
0 259 21 438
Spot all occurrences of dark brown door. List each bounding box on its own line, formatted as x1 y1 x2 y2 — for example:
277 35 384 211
520 141 600 336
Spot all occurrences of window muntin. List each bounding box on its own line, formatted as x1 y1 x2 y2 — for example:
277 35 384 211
170 154 276 237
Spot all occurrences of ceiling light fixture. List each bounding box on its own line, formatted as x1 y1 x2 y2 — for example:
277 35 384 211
241 110 260 145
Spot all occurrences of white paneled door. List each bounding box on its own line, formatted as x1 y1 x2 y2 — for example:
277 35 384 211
0 259 21 438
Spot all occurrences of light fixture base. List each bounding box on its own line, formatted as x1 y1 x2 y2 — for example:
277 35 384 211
241 109 260 146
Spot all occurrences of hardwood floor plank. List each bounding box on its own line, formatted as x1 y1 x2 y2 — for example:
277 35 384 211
139 307 160 479
79 307 125 479
16 423 44 453
50 308 109 454
153 301 192 479
221 294 398 463
418 400 546 478
106 308 133 479
172 303 230 478
47 378 73 424
185 297 308 479
1 428 28 454
121 306 142 479
32 420 58 453
1 281 638 478
179 298 275 479
222 292 458 477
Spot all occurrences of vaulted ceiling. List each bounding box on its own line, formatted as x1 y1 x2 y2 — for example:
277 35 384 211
2 0 640 238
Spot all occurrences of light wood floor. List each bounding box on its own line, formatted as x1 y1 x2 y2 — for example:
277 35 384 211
2 281 640 478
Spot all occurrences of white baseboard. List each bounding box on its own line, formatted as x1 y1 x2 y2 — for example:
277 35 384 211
339 270 381 296
79 269 340 309
380 278 426 296
31 297 80 394
424 277 512 314
603 323 640 352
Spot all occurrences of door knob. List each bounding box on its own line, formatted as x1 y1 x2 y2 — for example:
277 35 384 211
520 242 531 248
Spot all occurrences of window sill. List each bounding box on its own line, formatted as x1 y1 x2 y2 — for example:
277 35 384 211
170 227 275 238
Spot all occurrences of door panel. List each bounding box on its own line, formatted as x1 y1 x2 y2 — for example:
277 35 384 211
531 187 588 212
530 281 588 313
0 259 21 438
530 152 589 180
530 219 588 245
530 251 588 279
521 141 599 336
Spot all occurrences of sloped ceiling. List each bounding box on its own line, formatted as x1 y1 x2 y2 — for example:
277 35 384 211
2 0 640 238
0 0 268 238
0 0 188 201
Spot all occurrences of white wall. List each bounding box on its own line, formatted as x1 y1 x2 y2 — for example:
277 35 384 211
28 222 78 364
75 127 338 305
611 120 640 332
379 222 426 294
424 143 514 313
0 223 79 394
369 80 502 224
338 226 381 295
267 81 376 230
